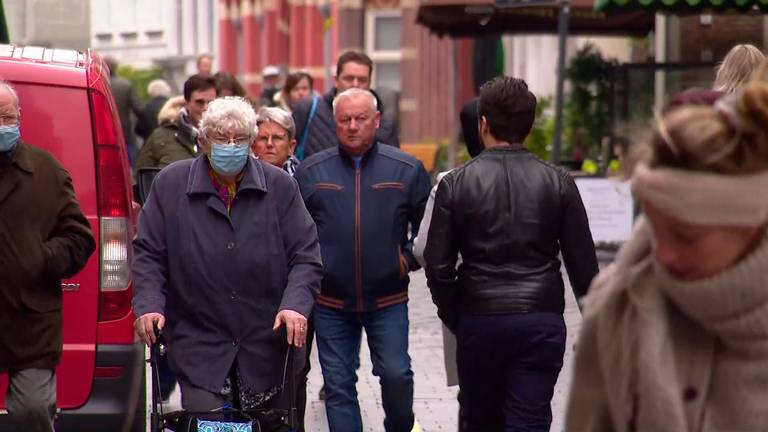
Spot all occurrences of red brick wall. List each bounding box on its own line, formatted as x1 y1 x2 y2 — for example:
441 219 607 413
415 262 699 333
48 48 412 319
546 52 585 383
678 15 763 63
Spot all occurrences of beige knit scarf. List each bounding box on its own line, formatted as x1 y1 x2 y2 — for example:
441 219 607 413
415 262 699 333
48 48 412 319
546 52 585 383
588 165 768 431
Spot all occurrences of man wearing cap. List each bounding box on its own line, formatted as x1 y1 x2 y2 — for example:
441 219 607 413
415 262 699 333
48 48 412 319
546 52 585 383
260 66 281 108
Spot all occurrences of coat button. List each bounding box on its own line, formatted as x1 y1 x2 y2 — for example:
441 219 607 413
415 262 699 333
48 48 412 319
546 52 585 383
230 291 237 300
227 242 235 250
683 386 697 401
232 338 239 346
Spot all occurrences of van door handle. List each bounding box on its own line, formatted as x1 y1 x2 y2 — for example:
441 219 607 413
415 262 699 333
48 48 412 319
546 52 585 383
61 283 80 291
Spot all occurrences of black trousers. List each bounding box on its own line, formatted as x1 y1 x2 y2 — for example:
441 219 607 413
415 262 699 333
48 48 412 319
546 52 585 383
456 312 566 432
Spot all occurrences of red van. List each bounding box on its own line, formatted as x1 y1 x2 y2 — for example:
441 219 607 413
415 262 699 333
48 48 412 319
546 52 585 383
0 45 144 431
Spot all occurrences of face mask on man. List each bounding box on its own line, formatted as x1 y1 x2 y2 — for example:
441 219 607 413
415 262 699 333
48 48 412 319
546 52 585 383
209 142 250 176
0 124 20 153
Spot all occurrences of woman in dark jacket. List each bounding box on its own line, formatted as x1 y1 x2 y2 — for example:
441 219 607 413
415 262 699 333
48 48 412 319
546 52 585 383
132 96 323 411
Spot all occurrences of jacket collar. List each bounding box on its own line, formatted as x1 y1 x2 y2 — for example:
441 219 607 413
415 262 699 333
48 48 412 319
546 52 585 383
338 141 379 167
186 154 268 196
482 144 526 154
10 141 35 174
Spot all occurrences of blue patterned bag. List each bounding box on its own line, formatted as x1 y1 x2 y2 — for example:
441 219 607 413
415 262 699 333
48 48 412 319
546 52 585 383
196 419 253 432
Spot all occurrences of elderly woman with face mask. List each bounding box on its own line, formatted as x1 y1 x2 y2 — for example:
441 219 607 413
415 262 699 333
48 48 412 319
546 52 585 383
131 96 322 412
566 67 768 431
252 107 299 175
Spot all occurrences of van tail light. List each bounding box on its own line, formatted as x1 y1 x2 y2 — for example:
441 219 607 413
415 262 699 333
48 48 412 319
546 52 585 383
90 82 134 322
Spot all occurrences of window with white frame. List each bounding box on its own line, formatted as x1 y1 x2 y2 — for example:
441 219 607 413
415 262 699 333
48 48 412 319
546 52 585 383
365 10 402 93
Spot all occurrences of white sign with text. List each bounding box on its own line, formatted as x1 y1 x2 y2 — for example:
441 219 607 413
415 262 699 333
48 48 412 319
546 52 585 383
574 177 634 245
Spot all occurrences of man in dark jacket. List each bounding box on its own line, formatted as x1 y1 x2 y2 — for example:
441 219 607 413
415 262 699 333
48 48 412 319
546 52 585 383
105 56 143 169
0 81 95 432
295 88 430 432
292 51 399 160
424 77 599 431
135 74 216 172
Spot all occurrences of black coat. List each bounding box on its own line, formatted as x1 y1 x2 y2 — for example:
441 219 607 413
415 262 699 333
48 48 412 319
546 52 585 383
135 95 168 141
424 146 599 332
0 142 95 373
292 88 399 160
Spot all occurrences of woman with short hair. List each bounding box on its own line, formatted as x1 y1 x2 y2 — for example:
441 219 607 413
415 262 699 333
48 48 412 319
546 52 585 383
132 96 322 412
253 106 299 175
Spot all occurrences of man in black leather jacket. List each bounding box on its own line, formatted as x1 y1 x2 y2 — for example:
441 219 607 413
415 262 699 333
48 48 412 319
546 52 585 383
423 77 598 432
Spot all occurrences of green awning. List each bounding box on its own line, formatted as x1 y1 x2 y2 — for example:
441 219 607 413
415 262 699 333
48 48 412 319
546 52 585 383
595 0 768 12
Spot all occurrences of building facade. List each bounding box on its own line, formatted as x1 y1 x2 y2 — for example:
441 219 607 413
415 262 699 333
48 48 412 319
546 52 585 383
90 0 219 93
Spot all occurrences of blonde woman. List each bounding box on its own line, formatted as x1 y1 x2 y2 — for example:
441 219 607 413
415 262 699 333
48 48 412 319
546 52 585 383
567 66 768 431
713 43 765 93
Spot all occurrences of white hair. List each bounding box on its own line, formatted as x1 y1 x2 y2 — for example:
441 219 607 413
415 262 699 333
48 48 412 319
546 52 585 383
199 96 257 140
147 79 172 98
0 79 19 111
256 107 296 141
332 88 378 115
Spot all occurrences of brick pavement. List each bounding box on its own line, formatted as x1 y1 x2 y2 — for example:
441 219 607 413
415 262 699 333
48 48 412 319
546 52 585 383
304 269 583 432
161 268 583 431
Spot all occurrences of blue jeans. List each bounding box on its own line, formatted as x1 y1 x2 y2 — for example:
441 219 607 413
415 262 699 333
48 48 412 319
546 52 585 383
457 313 566 432
315 303 415 432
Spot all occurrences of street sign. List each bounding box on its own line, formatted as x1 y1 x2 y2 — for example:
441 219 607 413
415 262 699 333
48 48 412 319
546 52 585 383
574 177 635 246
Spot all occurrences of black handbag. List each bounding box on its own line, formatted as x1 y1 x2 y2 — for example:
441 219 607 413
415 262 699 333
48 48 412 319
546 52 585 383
148 327 298 432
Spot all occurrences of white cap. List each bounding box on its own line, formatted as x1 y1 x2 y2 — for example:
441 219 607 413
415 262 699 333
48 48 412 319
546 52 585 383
262 66 280 77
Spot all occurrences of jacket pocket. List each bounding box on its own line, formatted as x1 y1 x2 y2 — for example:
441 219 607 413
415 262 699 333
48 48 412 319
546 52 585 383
372 182 405 190
314 182 344 191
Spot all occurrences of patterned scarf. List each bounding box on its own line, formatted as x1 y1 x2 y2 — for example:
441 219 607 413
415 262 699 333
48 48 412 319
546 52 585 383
208 166 245 213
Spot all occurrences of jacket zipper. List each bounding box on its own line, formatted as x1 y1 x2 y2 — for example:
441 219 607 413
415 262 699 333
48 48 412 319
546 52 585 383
355 165 363 312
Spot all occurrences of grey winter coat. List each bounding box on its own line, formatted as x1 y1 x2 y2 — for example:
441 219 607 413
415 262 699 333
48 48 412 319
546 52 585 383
132 155 323 394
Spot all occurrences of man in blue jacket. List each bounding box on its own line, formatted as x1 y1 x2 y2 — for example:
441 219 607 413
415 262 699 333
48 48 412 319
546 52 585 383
295 88 431 431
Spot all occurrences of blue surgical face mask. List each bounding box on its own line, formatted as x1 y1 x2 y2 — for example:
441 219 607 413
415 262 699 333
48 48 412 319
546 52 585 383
0 124 20 153
209 142 250 176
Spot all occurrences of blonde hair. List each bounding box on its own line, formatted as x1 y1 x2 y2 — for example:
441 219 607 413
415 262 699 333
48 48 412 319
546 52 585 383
651 60 768 175
713 44 765 94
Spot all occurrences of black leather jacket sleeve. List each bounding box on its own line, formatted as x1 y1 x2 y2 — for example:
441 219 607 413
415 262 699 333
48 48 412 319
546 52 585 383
559 175 599 301
423 177 461 332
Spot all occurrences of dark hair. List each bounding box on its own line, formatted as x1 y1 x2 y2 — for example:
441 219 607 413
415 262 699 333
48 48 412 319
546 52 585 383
459 98 483 157
213 71 247 98
336 51 373 78
478 77 537 144
103 56 118 77
284 71 314 94
183 74 217 101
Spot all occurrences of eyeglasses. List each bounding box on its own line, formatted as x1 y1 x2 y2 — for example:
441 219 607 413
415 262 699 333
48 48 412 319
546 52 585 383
208 135 251 147
0 115 19 126
256 133 287 144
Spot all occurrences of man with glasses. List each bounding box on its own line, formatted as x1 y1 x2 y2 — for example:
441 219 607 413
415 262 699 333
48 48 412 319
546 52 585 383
136 74 217 172
295 88 430 432
0 79 96 432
